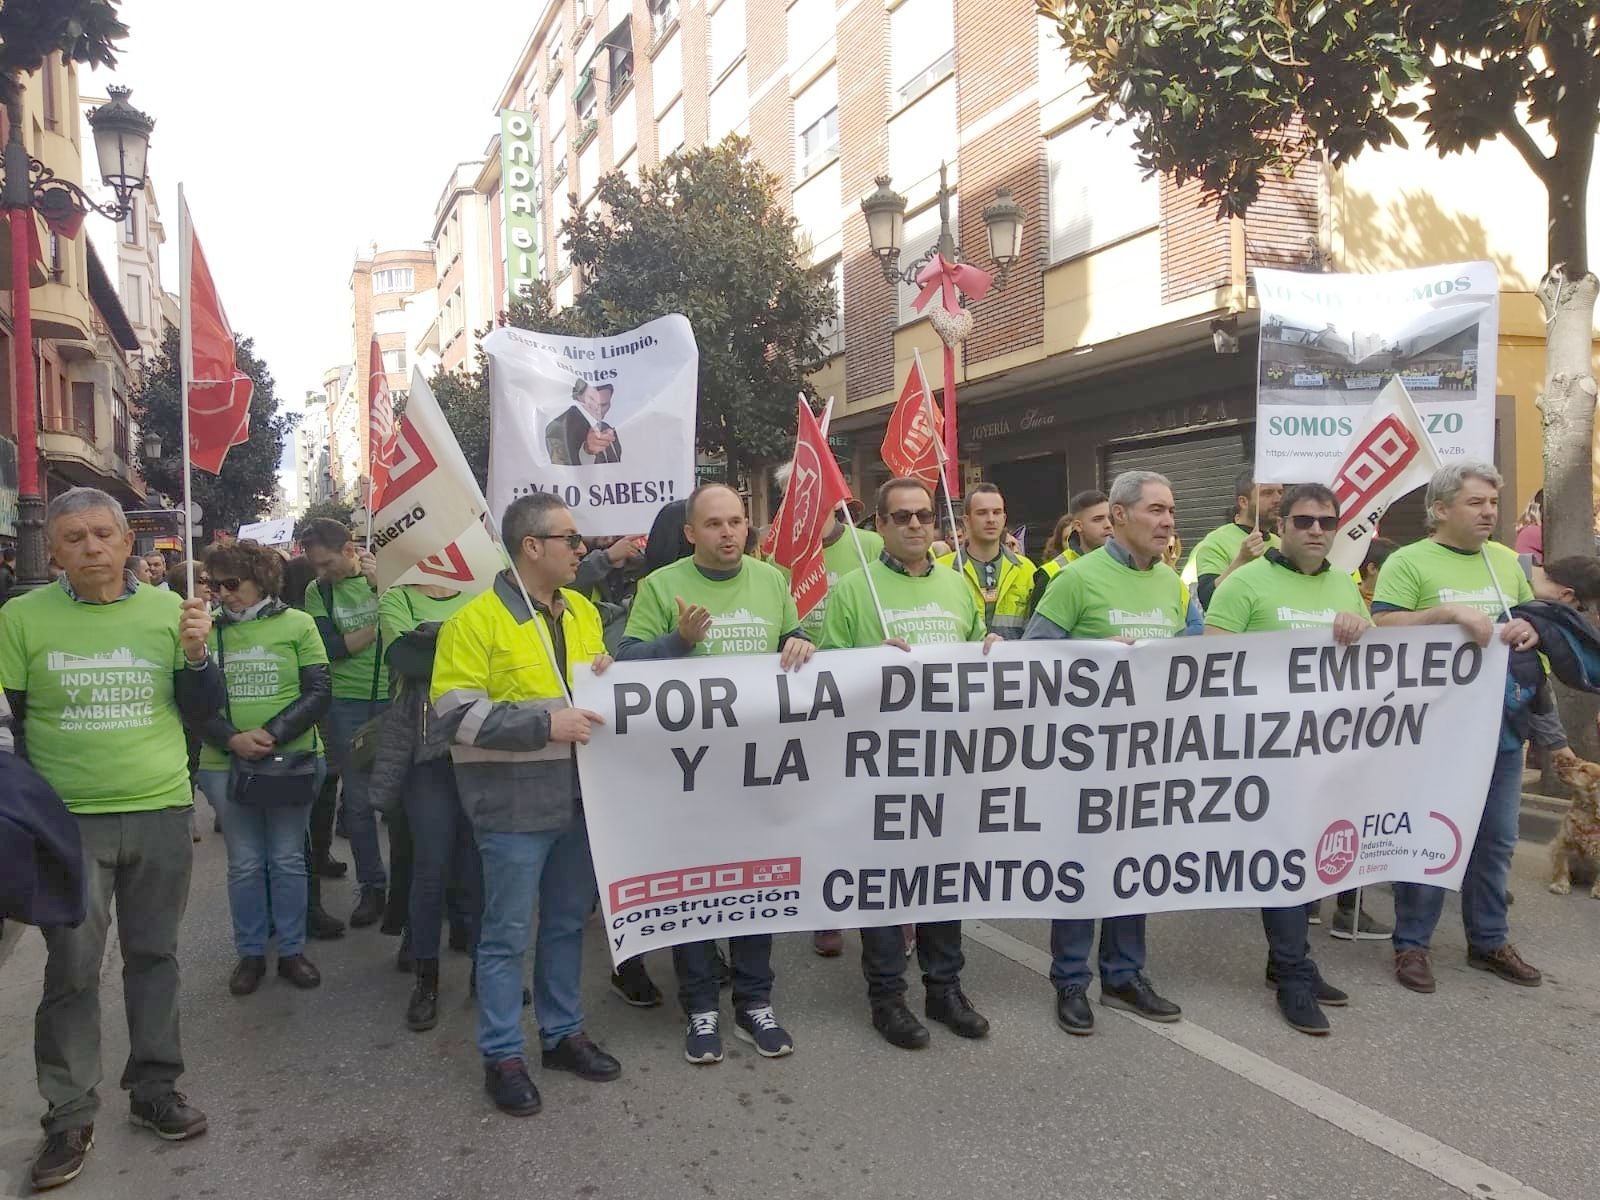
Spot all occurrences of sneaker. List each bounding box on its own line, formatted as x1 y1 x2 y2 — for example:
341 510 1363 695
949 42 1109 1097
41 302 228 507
541 1032 622 1081
812 930 843 957
349 887 385 929
684 1011 724 1064
925 988 990 1038
483 1057 541 1116
31 1125 92 1190
1100 975 1182 1023
128 1092 207 1141
1263 962 1349 1006
1275 987 1331 1036
1330 906 1392 941
734 1006 794 1058
1394 949 1436 994
1306 900 1323 926
610 958 663 1008
1467 942 1542 987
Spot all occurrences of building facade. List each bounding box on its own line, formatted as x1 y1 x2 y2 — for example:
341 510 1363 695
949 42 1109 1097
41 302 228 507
427 160 498 374
349 246 437 482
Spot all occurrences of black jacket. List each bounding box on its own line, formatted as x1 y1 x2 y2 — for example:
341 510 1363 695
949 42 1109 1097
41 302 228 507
0 751 85 928
195 599 333 752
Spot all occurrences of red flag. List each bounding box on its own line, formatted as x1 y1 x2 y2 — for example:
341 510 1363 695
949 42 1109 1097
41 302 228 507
182 199 254 474
770 400 852 619
880 356 944 487
368 337 398 508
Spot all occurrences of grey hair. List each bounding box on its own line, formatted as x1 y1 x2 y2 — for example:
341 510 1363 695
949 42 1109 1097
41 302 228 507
1424 460 1502 531
501 492 568 551
1108 470 1171 511
46 488 127 536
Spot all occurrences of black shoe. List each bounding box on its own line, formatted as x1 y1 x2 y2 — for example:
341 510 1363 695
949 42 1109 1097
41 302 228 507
610 958 664 1007
541 1032 623 1081
306 906 346 940
128 1092 208 1141
925 988 990 1038
1264 961 1349 1007
448 924 472 953
1276 987 1331 1036
277 955 321 989
314 856 348 879
379 908 406 937
406 961 440 1032
31 1125 92 1190
228 955 266 996
713 943 733 986
871 998 930 1049
1100 975 1182 1023
395 941 414 973
1054 985 1094 1035
349 887 385 928
484 1058 541 1116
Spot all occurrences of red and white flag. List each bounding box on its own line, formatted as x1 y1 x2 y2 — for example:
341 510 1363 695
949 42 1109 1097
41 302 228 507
180 194 254 475
770 399 852 619
368 336 399 509
880 356 944 488
1327 377 1443 573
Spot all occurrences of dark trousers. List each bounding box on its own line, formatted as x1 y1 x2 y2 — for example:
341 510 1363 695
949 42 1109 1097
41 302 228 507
674 936 772 1015
385 804 413 929
861 920 963 1001
1048 915 1147 991
1260 904 1317 988
402 758 482 959
308 771 337 869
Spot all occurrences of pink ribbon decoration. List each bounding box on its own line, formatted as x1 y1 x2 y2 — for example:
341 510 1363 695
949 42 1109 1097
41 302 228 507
911 253 993 316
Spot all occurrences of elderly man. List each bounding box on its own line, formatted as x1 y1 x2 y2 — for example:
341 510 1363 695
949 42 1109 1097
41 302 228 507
0 488 223 1190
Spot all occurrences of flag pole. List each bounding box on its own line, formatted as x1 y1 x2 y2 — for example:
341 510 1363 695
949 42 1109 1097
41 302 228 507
913 346 964 574
177 184 196 597
837 500 894 642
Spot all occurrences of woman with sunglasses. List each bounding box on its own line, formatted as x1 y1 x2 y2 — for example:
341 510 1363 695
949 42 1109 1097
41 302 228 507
195 540 333 995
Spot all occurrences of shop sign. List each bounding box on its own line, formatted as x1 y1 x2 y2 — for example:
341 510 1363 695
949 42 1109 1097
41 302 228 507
500 109 543 305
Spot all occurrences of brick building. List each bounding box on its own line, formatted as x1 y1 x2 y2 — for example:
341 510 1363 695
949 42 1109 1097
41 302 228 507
345 246 437 495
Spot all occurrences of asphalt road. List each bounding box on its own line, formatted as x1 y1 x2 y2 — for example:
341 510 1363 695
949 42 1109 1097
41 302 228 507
1 820 1596 1200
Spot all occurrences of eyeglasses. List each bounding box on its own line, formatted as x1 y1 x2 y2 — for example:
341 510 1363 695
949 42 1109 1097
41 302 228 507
534 533 585 550
1289 515 1340 532
212 577 243 592
886 509 937 527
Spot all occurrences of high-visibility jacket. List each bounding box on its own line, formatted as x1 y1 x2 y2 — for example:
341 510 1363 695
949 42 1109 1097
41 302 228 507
935 547 1036 639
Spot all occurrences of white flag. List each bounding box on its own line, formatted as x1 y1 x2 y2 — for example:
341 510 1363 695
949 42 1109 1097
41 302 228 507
372 369 498 591
1327 378 1443 574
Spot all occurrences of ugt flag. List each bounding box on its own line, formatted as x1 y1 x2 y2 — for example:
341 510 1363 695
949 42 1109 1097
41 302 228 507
1327 377 1443 574
880 356 944 487
180 193 254 474
770 399 852 619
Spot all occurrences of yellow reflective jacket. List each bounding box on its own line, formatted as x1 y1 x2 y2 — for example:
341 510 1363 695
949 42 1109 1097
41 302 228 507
935 547 1037 639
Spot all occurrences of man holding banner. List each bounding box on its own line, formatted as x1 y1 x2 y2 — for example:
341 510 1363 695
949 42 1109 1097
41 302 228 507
618 483 812 1065
821 476 998 1049
1026 471 1189 1034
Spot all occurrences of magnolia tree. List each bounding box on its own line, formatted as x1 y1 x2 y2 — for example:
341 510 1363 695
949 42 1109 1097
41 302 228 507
1038 0 1597 559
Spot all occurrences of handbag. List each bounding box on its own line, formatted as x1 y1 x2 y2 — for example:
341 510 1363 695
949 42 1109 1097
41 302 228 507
346 621 387 774
218 620 319 808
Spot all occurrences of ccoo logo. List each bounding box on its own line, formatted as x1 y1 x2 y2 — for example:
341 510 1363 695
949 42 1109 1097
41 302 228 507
1315 820 1359 885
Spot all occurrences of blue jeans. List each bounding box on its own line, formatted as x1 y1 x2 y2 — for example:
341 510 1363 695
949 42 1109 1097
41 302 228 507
1261 904 1318 988
1048 916 1146 990
403 758 481 960
475 821 598 1062
1393 745 1524 954
200 764 324 958
674 936 774 1015
323 699 389 889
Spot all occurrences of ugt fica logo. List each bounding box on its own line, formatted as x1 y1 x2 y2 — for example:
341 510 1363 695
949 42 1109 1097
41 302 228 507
1315 820 1359 885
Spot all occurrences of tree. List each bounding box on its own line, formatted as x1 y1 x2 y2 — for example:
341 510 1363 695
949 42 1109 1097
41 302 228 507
294 499 355 536
1039 1 1597 560
0 0 127 106
135 326 295 535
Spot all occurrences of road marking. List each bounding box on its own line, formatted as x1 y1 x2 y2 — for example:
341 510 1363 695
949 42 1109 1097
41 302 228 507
963 921 1558 1200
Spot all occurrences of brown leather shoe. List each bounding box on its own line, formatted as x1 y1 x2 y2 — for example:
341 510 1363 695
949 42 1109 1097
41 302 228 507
1394 949 1436 993
1467 943 1542 987
811 930 843 957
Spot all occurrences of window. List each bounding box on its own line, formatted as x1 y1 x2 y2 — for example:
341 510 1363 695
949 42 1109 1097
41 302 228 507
70 382 96 439
114 392 130 462
576 78 598 124
123 198 138 245
48 233 63 281
372 267 415 294
608 20 635 96
658 97 684 159
787 0 835 66
373 307 407 334
653 32 682 113
709 0 746 81
818 258 843 355
547 21 564 74
891 0 954 108
1046 117 1160 261
42 55 59 129
795 68 838 179
897 198 955 325
708 61 747 141
123 276 144 325
649 0 679 38
382 348 407 373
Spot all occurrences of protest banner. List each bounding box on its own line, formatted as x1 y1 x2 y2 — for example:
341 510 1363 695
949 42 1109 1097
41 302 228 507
483 316 698 535
1254 262 1497 484
237 516 295 547
575 629 1505 964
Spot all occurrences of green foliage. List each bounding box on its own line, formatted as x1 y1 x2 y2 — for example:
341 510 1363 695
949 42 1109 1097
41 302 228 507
134 326 296 536
0 0 127 103
294 499 356 537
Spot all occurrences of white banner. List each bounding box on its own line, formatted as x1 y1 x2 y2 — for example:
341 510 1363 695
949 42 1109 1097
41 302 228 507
237 516 294 546
484 317 698 536
1326 378 1444 574
1254 262 1498 484
575 630 1506 964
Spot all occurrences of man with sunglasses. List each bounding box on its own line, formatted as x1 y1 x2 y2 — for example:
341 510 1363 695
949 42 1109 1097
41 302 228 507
1203 482 1368 1036
619 483 813 1066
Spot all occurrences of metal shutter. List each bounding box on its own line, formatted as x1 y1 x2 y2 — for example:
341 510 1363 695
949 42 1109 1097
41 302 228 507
1102 428 1249 558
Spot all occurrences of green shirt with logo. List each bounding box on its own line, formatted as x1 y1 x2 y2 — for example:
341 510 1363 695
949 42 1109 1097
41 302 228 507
1035 545 1186 640
782 528 884 639
0 583 193 814
1186 522 1279 585
1204 555 1369 633
378 585 474 645
820 558 984 648
1371 538 1533 616
627 556 799 657
306 574 388 700
203 608 329 770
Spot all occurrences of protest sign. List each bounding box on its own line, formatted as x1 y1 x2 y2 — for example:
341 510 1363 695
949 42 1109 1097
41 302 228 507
237 517 294 547
1254 262 1497 484
575 629 1505 964
483 317 698 535
1326 378 1444 574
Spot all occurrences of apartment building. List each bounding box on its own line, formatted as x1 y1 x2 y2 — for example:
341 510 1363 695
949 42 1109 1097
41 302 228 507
348 246 438 482
424 161 499 374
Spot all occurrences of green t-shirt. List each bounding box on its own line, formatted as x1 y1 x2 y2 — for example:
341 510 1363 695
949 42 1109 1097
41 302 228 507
783 528 885 639
820 558 984 648
305 574 388 700
1186 522 1280 584
203 608 329 770
1035 546 1187 640
1204 555 1369 633
378 585 473 645
0 583 193 813
1371 538 1533 616
626 556 799 657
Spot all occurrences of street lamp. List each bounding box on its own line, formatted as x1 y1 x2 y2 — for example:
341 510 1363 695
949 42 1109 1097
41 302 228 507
141 429 162 462
4 83 154 594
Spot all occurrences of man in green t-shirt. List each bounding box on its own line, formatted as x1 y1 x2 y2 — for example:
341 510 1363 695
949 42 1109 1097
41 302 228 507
821 476 998 1051
619 484 814 1067
0 488 223 1188
1183 467 1283 609
301 517 390 928
1205 482 1368 1036
1371 461 1547 995
1025 470 1188 1036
